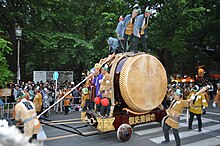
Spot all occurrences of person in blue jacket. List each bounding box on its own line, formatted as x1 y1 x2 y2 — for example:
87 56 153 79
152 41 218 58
0 97 3 110
122 9 139 52
133 7 152 52
116 15 124 40
107 37 120 54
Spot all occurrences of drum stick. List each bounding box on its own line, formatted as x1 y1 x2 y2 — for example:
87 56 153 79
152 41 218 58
194 85 210 96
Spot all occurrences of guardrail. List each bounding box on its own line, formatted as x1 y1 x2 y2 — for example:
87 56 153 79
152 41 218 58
0 96 83 119
0 102 16 119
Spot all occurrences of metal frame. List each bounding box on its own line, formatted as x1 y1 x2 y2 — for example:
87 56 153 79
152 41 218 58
40 117 101 137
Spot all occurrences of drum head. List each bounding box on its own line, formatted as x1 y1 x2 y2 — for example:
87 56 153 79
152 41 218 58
119 54 167 112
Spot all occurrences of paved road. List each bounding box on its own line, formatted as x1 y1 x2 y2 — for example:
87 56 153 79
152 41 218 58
38 105 220 146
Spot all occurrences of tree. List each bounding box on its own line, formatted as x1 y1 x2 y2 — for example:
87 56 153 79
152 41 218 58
0 0 219 82
0 36 13 87
147 0 220 78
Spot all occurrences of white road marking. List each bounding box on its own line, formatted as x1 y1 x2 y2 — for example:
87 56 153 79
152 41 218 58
135 115 212 136
182 113 220 123
134 122 159 128
182 135 220 146
206 111 220 116
149 124 220 144
41 131 98 141
135 127 162 135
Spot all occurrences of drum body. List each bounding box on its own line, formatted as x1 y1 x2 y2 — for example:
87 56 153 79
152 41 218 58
111 53 167 112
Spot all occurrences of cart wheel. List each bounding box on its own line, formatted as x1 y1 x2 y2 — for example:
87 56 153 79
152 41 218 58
88 117 96 126
117 123 133 142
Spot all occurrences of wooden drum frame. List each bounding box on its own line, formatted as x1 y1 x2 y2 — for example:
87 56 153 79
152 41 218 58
110 53 167 113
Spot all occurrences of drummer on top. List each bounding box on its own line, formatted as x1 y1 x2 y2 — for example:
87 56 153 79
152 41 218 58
122 9 139 52
133 6 152 52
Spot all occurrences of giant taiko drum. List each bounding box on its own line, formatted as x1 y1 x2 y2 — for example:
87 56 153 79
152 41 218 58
110 53 167 113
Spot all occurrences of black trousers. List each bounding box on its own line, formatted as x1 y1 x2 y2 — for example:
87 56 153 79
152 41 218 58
43 108 49 118
123 34 135 51
29 134 37 142
133 34 147 52
89 101 94 110
64 106 69 115
163 123 180 146
37 111 42 120
140 34 147 51
96 104 101 112
83 99 89 111
100 98 111 116
188 112 202 130
83 99 94 110
209 91 213 99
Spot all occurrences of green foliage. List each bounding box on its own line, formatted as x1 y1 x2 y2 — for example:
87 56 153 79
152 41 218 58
148 0 220 76
0 37 13 87
0 0 219 81
26 32 94 69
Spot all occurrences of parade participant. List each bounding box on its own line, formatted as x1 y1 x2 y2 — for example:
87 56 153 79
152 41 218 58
63 86 73 115
208 82 214 99
71 81 78 108
84 68 94 88
72 88 80 111
13 84 21 101
164 86 173 108
42 88 50 118
202 88 210 103
133 3 141 14
92 63 103 113
133 6 152 52
213 83 220 108
187 85 208 132
14 92 40 141
115 15 124 40
55 88 64 113
183 84 190 100
162 89 195 146
84 68 95 110
81 87 90 111
33 86 43 116
107 37 120 54
23 86 30 100
99 64 113 117
0 97 4 110
122 9 139 52
28 85 35 101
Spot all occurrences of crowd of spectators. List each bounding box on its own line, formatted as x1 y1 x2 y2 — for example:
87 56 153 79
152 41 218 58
0 79 219 118
0 80 82 118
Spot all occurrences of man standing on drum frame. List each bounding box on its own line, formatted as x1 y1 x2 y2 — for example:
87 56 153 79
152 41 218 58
92 63 103 113
162 89 195 146
122 9 139 52
133 6 152 52
99 64 113 118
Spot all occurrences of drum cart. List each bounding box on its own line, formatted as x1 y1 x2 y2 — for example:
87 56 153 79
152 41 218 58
39 52 167 142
